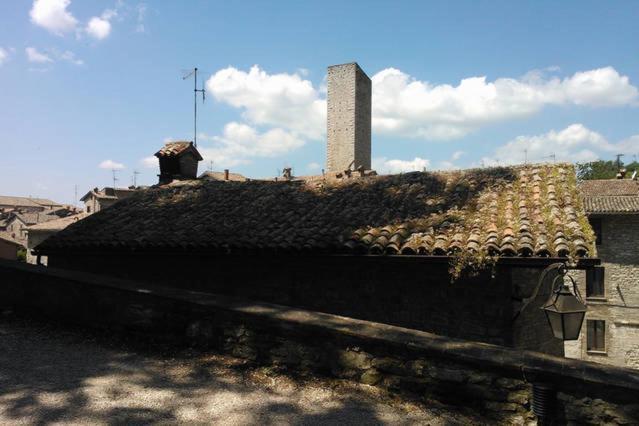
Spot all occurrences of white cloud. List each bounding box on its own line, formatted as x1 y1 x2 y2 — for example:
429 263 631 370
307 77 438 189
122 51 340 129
205 65 637 145
373 157 430 174
140 156 157 169
25 47 53 63
26 47 83 66
0 48 8 66
135 3 147 33
30 0 78 35
198 122 305 168
451 150 465 161
372 66 638 140
86 9 116 40
206 65 326 140
59 50 83 65
99 159 125 170
307 162 321 172
86 17 111 39
481 124 629 167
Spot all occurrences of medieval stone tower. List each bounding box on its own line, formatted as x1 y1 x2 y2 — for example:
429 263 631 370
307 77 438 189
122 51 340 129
326 62 372 172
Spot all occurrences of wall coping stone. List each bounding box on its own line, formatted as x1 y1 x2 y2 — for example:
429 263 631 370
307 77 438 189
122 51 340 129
0 259 635 400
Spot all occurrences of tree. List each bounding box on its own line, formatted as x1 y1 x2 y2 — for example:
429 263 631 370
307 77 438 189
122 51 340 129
576 160 619 180
576 159 639 180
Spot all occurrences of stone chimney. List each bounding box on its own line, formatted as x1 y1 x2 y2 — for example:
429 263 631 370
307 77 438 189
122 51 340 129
326 63 371 172
155 141 203 184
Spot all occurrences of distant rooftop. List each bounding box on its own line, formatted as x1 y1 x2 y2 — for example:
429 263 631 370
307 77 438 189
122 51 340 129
579 179 639 214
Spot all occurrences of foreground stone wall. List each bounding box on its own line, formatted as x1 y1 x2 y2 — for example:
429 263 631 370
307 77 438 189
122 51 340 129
48 253 561 354
1 260 637 424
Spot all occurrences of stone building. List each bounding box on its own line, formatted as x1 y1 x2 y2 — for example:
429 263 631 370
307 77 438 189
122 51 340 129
0 195 63 213
26 213 87 265
2 212 58 246
34 62 599 356
0 234 23 261
80 187 138 214
327 63 371 172
565 177 639 368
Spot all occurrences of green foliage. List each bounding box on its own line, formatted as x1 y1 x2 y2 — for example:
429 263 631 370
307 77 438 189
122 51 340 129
576 160 639 180
16 248 26 262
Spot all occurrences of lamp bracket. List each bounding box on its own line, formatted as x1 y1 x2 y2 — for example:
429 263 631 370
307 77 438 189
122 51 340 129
513 262 578 321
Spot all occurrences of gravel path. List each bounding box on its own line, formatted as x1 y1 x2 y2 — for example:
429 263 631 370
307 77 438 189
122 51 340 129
0 313 483 425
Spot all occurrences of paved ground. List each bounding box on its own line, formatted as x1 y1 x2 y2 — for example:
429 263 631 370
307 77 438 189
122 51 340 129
0 313 483 425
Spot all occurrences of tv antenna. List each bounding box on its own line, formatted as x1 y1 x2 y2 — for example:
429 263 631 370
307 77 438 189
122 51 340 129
182 67 206 147
545 153 556 163
111 169 119 189
132 170 141 187
616 153 624 169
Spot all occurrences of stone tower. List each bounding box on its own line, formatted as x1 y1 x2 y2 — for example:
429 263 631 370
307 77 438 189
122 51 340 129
326 62 371 172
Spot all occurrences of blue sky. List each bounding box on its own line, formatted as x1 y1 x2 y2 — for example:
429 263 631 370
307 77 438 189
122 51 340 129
1 0 638 205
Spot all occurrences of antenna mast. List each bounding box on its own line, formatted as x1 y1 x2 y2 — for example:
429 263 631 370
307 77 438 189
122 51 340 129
133 170 141 187
183 67 206 147
111 169 119 189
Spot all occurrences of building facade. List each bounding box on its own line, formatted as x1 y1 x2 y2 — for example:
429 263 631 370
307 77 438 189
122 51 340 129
80 187 137 214
565 178 639 368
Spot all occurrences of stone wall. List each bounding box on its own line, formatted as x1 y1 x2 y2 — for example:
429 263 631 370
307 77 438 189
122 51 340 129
327 63 371 171
1 260 638 424
47 253 561 354
566 215 639 368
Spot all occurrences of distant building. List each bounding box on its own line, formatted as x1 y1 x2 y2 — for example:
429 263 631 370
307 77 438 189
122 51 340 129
0 234 23 261
2 212 58 246
566 176 639 368
199 170 247 182
0 195 64 213
26 213 88 265
80 187 138 214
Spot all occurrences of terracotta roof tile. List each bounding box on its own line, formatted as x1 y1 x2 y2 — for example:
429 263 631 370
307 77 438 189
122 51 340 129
37 164 596 258
579 179 639 214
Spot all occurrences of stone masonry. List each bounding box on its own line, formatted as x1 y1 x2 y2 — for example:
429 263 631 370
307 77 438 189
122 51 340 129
566 215 639 369
2 260 639 425
326 63 371 171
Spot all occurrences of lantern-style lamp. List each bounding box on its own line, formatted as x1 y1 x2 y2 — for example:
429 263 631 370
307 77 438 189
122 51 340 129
541 271 586 341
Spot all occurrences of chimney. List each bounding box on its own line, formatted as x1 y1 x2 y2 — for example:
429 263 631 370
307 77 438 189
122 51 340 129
155 141 203 184
326 62 371 172
617 168 627 179
224 169 229 181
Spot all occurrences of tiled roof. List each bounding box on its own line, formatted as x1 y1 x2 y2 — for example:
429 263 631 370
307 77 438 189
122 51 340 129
27 213 88 232
199 171 248 182
579 179 639 196
155 141 203 161
579 179 639 214
12 212 59 226
0 196 50 208
37 164 595 259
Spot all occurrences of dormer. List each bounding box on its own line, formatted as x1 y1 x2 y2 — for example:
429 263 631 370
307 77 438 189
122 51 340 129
155 141 203 184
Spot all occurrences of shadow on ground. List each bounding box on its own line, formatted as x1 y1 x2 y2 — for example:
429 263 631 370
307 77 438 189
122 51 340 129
0 312 478 425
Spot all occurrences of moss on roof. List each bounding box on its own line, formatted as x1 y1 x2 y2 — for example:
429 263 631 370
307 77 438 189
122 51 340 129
37 164 595 262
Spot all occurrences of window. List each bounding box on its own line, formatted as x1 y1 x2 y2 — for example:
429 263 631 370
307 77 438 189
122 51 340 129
87 206 91 213
587 320 606 352
589 218 602 245
586 266 605 298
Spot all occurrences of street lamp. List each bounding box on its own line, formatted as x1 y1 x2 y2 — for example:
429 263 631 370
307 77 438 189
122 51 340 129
541 267 587 341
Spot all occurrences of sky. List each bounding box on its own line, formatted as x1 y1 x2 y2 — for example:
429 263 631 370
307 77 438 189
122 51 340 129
1 0 638 205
